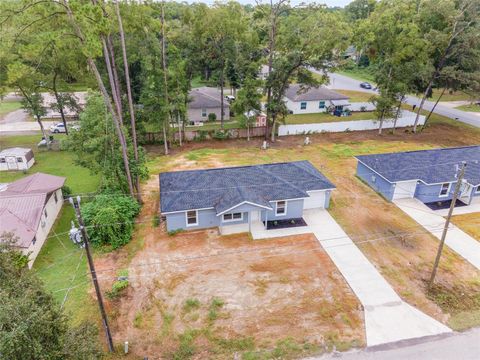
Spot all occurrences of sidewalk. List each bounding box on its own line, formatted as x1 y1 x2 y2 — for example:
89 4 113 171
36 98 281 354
394 198 480 270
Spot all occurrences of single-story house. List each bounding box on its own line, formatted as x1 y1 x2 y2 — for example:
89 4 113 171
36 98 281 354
41 91 87 119
0 173 66 267
285 84 350 115
0 147 35 171
356 145 480 205
159 161 335 234
245 110 267 127
187 87 230 125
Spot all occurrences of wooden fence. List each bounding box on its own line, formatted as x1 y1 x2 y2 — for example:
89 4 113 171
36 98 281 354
143 126 267 144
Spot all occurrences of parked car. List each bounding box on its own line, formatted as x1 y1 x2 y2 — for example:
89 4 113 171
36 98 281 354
225 95 235 102
49 123 80 133
360 82 372 89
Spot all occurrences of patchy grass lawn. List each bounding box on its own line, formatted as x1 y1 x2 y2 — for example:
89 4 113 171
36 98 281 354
430 89 477 102
335 90 376 103
454 103 480 113
0 99 22 116
336 68 375 83
0 134 100 192
286 111 375 124
451 213 480 242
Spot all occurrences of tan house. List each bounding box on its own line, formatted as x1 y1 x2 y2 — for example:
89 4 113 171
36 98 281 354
187 87 230 125
0 173 66 268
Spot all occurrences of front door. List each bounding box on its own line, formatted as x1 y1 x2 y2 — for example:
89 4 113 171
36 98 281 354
6 157 17 170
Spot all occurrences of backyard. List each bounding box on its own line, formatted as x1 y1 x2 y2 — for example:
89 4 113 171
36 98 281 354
286 111 375 124
451 213 480 242
1 111 480 358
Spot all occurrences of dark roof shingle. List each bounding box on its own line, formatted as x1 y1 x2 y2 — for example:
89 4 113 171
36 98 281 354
356 146 480 185
285 84 350 102
160 161 335 213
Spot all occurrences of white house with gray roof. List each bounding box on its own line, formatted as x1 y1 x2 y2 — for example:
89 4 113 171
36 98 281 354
187 87 230 125
159 161 335 235
285 84 350 114
0 147 35 171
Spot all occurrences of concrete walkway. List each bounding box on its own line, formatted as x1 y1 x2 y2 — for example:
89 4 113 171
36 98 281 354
302 209 451 346
394 198 480 270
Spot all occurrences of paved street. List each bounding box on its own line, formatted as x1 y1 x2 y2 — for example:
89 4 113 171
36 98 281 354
307 327 480 360
314 70 480 129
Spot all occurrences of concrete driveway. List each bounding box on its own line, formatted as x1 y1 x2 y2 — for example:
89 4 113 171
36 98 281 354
302 209 451 346
394 198 480 270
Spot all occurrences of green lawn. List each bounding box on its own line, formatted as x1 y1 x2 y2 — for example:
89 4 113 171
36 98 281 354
335 90 377 102
337 68 375 83
0 134 100 193
455 103 480 112
286 111 375 124
32 207 97 325
0 100 22 116
0 134 101 324
186 119 240 131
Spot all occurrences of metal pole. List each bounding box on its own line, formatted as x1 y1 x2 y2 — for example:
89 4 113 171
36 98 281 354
70 196 114 352
428 162 467 289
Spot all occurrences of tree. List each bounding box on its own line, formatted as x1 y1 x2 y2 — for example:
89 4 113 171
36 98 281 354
0 232 102 359
345 0 376 21
412 0 480 132
232 77 262 141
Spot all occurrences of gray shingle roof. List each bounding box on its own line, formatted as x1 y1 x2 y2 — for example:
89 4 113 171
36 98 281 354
356 145 480 186
159 161 335 213
285 84 350 102
188 87 230 109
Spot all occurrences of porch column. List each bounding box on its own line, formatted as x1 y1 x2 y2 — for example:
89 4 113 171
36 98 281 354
248 211 252 232
264 210 268 230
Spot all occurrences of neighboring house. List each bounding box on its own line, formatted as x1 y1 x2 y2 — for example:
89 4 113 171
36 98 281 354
258 64 270 80
187 87 230 125
41 91 87 119
160 161 335 234
356 146 480 205
0 173 66 267
285 84 350 114
0 147 35 171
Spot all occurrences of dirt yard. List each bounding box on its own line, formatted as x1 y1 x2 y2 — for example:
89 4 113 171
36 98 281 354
95 115 480 358
95 179 364 359
451 213 480 242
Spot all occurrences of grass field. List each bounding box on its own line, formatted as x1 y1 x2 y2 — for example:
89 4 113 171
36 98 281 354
455 103 480 112
451 213 480 242
336 90 376 103
337 68 375 83
0 100 22 116
286 111 375 124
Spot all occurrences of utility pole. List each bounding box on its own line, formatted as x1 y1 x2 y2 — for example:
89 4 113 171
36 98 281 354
70 196 114 352
428 162 467 289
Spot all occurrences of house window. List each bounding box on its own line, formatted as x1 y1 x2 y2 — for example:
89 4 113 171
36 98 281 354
276 200 286 216
475 186 480 194
186 210 198 226
0 158 5 163
17 157 23 162
439 183 451 197
44 208 48 218
300 102 307 110
32 237 36 245
54 191 58 203
319 101 325 109
223 212 243 222
201 108 207 117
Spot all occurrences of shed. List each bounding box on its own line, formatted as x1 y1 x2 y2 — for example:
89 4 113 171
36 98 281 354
0 147 35 171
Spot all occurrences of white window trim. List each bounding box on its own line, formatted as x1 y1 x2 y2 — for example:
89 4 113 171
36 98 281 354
222 212 243 223
201 108 207 117
439 182 451 198
300 102 307 110
275 200 287 216
319 101 325 109
475 186 480 194
185 210 198 227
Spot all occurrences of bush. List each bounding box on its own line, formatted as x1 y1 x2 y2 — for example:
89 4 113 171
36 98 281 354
61 185 72 198
82 194 140 249
212 129 230 140
207 113 217 122
106 269 129 299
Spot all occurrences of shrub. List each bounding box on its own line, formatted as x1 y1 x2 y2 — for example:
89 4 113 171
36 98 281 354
212 129 230 140
106 270 129 299
82 194 140 249
183 298 201 312
207 113 217 122
61 185 72 198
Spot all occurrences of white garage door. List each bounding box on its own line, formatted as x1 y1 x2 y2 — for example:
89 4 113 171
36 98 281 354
392 180 417 200
304 191 326 209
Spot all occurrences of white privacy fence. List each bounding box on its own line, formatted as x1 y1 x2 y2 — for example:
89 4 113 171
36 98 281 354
278 111 425 136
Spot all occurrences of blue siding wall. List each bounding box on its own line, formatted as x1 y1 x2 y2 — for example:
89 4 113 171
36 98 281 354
261 199 304 221
356 162 395 201
220 212 249 226
414 182 454 203
166 209 250 231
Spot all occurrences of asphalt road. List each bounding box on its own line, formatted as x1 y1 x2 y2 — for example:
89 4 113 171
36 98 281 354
317 71 480 129
307 328 480 360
